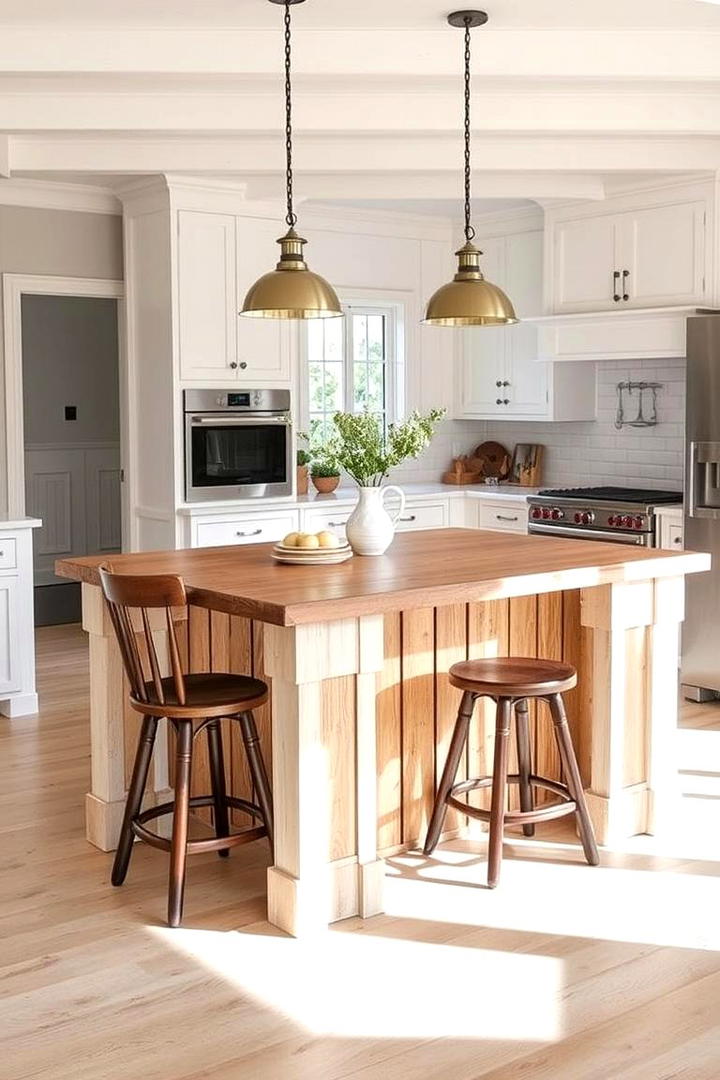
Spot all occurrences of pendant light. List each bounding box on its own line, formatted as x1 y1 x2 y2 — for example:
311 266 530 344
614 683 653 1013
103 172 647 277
424 11 517 327
241 0 342 320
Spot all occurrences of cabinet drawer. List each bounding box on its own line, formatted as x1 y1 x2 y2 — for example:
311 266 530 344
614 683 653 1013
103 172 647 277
395 502 447 532
195 510 300 548
302 507 353 538
0 537 17 570
478 501 528 533
665 523 684 550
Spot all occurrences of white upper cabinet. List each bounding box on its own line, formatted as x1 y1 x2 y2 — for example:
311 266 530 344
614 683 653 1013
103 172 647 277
624 201 706 309
178 211 237 381
177 211 290 384
455 227 595 422
550 194 708 314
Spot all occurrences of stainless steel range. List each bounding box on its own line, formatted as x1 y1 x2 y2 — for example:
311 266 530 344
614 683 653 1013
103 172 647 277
527 486 683 547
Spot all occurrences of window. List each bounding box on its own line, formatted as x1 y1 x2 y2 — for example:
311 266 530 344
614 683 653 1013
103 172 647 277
305 303 402 443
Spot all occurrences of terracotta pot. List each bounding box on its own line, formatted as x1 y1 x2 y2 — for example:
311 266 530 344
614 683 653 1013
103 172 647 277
311 474 340 494
296 464 309 496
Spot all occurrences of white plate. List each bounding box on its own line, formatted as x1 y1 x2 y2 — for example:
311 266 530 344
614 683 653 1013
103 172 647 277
274 541 350 554
271 550 353 565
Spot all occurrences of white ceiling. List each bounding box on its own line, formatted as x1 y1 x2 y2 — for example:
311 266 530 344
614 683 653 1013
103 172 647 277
0 0 718 29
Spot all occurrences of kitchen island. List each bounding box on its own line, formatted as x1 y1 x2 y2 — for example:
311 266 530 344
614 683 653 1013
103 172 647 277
57 528 709 936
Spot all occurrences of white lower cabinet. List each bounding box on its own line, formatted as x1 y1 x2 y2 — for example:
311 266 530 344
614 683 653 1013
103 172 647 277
194 509 300 548
0 521 41 718
477 498 529 533
302 498 448 540
656 506 684 550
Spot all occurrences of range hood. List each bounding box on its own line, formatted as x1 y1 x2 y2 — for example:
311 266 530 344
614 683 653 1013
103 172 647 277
525 306 717 363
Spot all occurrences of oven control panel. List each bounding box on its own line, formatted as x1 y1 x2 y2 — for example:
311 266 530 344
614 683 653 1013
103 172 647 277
529 502 653 534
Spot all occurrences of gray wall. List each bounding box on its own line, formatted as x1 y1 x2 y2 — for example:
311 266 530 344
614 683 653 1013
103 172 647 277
21 295 119 446
0 205 123 514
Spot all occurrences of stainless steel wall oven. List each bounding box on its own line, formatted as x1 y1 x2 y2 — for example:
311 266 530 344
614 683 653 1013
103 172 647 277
184 389 293 502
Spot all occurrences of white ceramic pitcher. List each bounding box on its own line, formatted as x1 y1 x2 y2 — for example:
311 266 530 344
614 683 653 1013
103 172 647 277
345 485 406 556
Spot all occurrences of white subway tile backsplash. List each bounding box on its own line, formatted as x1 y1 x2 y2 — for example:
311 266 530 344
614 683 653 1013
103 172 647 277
392 358 686 492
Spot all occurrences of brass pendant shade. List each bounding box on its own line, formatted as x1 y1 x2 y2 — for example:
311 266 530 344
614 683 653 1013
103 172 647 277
241 228 342 319
240 0 342 321
424 241 517 327
423 12 517 327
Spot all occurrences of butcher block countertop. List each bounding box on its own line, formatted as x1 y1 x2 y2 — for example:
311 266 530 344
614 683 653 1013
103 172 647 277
56 528 710 627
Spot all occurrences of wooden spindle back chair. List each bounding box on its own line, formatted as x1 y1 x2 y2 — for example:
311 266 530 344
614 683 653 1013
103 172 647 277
98 564 274 927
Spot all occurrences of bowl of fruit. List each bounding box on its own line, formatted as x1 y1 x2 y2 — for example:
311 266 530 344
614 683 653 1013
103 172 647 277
271 529 353 565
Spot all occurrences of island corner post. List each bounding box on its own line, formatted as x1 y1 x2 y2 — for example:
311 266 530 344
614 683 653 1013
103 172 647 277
57 530 709 937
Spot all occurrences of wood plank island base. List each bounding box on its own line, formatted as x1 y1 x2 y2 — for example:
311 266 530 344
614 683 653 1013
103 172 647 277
56 528 709 937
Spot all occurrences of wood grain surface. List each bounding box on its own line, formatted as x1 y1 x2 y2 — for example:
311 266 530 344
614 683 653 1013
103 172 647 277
55 528 710 627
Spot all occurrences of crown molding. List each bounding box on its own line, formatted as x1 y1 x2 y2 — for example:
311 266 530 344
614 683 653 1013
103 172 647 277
0 176 120 214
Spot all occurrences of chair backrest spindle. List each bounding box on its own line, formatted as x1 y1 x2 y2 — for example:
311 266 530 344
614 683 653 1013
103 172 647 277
99 566 188 705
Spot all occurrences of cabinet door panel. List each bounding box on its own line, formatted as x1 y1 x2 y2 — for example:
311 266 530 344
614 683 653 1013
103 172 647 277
236 218 290 382
623 202 706 308
178 211 237 381
455 238 507 417
0 577 20 695
505 230 548 416
554 214 618 312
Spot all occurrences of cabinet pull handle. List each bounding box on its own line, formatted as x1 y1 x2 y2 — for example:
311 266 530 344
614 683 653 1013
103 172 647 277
236 528 262 537
496 514 519 522
673 536 682 545
622 269 630 302
327 521 346 528
613 270 621 302
399 515 417 523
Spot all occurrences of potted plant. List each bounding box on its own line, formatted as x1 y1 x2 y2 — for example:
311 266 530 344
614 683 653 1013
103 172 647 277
309 438 342 494
333 408 446 555
296 437 311 496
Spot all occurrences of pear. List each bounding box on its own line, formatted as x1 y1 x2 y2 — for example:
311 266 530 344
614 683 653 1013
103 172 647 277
282 532 301 547
316 530 341 549
298 534 320 550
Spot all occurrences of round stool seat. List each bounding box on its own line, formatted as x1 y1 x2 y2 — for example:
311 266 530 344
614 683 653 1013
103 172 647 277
449 657 577 697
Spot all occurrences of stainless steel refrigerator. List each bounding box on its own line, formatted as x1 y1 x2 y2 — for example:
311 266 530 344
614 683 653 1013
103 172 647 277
683 313 720 699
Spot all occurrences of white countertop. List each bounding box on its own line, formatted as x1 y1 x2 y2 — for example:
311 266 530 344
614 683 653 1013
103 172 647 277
177 482 540 515
0 517 42 530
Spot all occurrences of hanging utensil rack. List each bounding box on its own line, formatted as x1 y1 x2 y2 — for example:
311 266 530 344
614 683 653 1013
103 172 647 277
615 380 663 429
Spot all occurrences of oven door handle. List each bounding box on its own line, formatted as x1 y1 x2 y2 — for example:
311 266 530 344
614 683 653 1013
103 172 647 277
190 415 291 425
530 522 646 545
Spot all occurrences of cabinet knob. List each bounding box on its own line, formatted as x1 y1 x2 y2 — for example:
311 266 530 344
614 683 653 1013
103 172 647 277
496 398 503 405
496 380 502 388
502 380 510 388
229 361 238 370
503 398 510 405
239 361 248 370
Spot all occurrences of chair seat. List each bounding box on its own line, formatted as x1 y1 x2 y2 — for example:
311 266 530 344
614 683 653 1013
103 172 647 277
449 657 576 697
131 671 269 718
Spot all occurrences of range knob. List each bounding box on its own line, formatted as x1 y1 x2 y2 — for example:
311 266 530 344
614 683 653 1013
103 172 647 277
580 510 595 525
623 514 634 528
542 508 552 519
634 515 645 530
608 515 617 526
531 507 542 519
574 511 582 524
551 507 564 521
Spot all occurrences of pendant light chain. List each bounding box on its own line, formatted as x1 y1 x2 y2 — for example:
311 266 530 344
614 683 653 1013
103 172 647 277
463 18 475 243
284 1 297 228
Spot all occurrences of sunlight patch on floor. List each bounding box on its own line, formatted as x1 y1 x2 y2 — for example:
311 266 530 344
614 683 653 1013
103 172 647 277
150 925 562 1042
385 844 720 952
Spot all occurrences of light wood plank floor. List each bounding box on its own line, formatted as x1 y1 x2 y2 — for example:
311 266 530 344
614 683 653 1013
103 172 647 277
2 624 720 1080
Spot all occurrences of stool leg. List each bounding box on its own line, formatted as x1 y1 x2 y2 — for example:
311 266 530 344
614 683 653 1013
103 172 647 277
168 719 193 928
207 720 230 858
111 714 158 887
548 694 600 867
515 698 535 838
487 697 512 889
239 711 274 856
424 691 475 856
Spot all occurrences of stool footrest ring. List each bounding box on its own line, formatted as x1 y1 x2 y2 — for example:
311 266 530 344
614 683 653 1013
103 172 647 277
447 773 577 826
131 794 268 854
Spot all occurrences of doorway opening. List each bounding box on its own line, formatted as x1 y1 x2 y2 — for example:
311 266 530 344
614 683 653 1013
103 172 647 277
2 275 125 628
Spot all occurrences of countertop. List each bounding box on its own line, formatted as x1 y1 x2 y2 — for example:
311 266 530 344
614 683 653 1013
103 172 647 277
177 482 540 514
56 527 709 628
0 517 42 530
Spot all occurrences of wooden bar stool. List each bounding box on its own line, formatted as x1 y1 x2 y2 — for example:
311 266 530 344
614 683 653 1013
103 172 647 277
425 657 599 888
99 566 274 927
